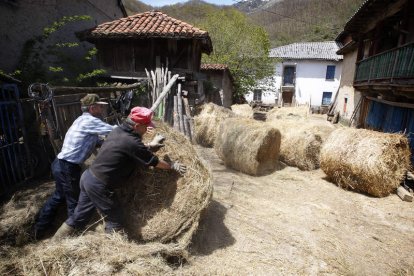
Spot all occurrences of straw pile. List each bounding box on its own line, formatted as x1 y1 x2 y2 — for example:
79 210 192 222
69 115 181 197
320 128 411 197
231 104 253 118
118 121 213 244
0 233 181 275
0 181 55 245
268 120 335 170
267 106 309 121
194 103 235 147
214 118 281 175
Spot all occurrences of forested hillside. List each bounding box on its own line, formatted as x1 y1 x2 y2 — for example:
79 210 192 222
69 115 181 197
123 0 365 47
248 0 365 46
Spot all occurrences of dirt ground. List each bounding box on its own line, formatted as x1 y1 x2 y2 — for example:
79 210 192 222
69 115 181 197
177 146 414 275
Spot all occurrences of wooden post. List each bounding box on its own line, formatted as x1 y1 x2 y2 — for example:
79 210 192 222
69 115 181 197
182 96 194 141
177 83 185 135
173 95 180 131
150 74 179 112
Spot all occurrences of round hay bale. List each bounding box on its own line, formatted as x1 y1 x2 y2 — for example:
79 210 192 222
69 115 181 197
320 128 411 197
267 106 309 121
117 121 213 244
268 119 335 170
194 103 235 147
214 118 281 175
231 104 253 118
280 130 323 170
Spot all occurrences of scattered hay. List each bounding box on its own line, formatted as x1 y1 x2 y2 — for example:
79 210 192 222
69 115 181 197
0 122 212 274
118 121 213 244
267 106 309 121
0 233 181 275
194 103 235 147
231 104 252 118
268 120 335 170
0 182 54 245
320 128 411 197
214 118 281 175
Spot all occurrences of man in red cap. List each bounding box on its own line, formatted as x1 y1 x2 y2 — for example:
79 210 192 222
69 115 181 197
53 106 186 239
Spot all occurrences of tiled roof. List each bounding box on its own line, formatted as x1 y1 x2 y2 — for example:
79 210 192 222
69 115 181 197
85 11 210 40
269 41 343 61
200 64 229 70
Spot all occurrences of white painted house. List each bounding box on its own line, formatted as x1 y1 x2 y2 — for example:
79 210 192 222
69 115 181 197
246 41 343 110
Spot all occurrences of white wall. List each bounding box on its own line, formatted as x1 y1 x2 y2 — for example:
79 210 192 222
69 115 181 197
290 60 342 106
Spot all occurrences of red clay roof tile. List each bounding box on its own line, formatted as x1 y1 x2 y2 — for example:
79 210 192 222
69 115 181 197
86 11 209 39
200 64 229 71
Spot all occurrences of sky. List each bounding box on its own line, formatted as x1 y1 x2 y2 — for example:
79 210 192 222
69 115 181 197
140 0 235 7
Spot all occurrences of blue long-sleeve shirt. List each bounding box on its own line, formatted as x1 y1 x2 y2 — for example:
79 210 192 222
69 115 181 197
57 112 115 164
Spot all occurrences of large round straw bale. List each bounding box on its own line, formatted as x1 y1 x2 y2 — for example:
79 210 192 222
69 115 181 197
214 118 281 175
267 106 309 121
268 120 335 170
194 103 235 147
320 128 411 197
117 121 213 244
231 104 253 118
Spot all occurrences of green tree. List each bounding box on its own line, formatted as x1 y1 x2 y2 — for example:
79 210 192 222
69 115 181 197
199 9 274 99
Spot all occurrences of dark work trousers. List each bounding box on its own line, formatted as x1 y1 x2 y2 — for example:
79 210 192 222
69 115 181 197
66 169 123 233
35 158 81 232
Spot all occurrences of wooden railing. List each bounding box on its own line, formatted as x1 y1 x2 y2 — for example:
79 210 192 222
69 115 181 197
355 42 414 83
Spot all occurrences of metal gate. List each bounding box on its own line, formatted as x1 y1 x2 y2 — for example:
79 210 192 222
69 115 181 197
0 84 31 196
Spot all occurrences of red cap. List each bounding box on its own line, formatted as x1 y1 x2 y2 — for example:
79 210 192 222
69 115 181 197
128 107 155 127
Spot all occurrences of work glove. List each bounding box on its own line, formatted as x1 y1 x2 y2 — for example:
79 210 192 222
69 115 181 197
171 161 187 175
147 134 166 152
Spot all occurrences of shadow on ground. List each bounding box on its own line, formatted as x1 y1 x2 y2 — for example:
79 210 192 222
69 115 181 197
189 200 235 256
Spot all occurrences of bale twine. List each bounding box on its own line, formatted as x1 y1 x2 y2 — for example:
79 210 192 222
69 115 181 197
267 106 309 121
118 121 213 244
214 118 281 175
320 128 411 197
194 103 235 147
268 120 335 170
231 104 253 118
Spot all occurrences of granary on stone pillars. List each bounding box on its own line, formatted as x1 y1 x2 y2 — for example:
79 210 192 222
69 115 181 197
77 11 213 106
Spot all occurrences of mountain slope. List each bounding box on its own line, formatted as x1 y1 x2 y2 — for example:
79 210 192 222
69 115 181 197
122 0 365 47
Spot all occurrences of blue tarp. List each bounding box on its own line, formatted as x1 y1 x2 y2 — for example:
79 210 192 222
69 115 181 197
365 100 414 163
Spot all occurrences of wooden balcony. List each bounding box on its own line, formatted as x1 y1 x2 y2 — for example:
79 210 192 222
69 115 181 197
354 42 414 87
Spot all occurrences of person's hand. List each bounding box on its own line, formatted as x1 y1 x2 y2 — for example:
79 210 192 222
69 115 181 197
147 134 165 152
171 161 187 175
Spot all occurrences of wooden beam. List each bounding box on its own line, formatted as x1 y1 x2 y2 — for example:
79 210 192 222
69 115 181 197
366 96 414 109
52 82 145 95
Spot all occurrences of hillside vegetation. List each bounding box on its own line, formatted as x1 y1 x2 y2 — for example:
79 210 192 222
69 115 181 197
124 0 365 47
249 0 365 46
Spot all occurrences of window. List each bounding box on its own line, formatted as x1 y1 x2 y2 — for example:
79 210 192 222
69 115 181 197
326 65 336 80
322 92 332 106
253 89 262 101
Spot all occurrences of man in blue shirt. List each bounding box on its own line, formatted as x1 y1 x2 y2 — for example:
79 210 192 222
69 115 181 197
34 94 115 239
